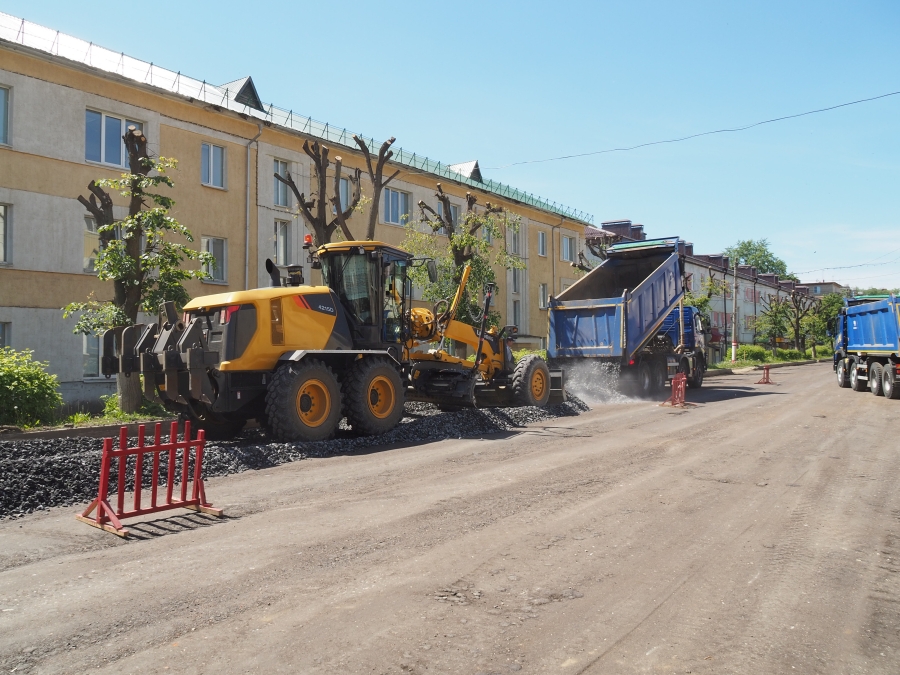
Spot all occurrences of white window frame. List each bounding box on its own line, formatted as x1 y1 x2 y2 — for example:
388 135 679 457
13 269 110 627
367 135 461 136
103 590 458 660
0 203 9 265
0 85 9 146
383 187 410 226
539 282 549 309
537 230 547 257
561 235 575 263
436 202 458 236
332 177 352 215
274 219 292 266
512 299 521 328
201 142 226 189
509 228 521 255
274 159 291 207
201 236 228 283
512 267 521 294
85 109 143 167
484 227 493 245
82 333 102 380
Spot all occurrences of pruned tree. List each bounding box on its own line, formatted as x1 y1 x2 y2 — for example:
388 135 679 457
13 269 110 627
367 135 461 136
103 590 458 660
64 127 212 412
786 291 818 352
405 183 523 329
273 140 362 246
353 135 400 240
756 293 792 356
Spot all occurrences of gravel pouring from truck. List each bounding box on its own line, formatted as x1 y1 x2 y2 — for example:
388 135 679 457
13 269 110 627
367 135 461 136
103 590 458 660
547 237 707 395
101 240 562 441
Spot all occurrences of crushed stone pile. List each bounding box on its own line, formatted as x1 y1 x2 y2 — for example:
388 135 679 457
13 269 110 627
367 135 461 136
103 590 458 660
0 397 588 519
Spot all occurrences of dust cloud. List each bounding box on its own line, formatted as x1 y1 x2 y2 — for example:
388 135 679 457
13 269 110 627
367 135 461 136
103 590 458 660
562 360 639 406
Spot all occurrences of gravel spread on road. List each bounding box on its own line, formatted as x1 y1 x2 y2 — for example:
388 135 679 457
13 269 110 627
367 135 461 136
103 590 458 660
0 397 588 519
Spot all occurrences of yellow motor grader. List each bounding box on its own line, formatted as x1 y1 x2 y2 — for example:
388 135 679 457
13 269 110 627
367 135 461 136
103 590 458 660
101 240 563 440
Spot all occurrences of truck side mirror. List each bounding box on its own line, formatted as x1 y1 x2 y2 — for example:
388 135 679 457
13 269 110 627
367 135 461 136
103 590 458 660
426 260 438 283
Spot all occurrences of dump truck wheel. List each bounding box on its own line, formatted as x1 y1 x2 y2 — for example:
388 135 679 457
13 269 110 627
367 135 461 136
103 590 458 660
836 359 849 388
343 358 405 436
636 362 653 397
687 358 705 389
181 406 245 441
513 355 551 407
884 367 900 399
870 363 884 396
266 360 342 442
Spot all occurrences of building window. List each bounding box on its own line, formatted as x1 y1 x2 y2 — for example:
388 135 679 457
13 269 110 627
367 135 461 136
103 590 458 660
85 110 142 166
202 236 227 282
274 159 291 207
484 227 493 245
274 220 292 265
201 143 225 188
512 299 521 328
537 230 547 257
383 188 410 225
814 285 821 294
0 86 8 145
333 177 351 214
509 229 521 255
561 235 575 262
84 216 99 272
512 267 520 294
540 336 547 351
437 202 458 236
83 334 100 379
0 204 8 264
539 283 549 309
0 322 9 348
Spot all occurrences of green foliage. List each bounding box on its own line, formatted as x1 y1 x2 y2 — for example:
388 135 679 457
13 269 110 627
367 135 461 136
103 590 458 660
0 347 63 426
683 275 727 325
99 391 168 422
512 347 547 362
852 287 900 296
65 411 92 426
736 344 768 362
404 208 524 328
755 296 791 349
723 239 796 280
63 154 213 336
806 345 833 358
776 348 804 361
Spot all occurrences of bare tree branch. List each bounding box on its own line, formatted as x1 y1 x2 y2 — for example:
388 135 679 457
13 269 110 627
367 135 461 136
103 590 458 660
354 135 398 240
328 157 355 241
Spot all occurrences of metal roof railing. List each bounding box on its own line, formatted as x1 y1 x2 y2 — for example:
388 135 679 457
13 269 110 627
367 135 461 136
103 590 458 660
0 12 594 224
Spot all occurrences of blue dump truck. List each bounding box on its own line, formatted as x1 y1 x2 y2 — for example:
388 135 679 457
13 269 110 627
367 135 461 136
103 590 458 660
833 295 900 399
548 237 707 396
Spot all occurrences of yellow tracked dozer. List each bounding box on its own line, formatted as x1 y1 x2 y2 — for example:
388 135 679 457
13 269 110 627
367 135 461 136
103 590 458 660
101 240 563 441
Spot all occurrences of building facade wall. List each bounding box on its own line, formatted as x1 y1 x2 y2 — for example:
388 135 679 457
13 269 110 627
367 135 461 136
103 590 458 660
0 40 589 406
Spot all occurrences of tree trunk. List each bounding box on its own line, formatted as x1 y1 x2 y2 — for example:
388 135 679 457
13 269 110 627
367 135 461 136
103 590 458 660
117 373 142 414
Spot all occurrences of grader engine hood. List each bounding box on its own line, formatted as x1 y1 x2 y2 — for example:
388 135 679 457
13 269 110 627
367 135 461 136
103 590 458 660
101 284 353 410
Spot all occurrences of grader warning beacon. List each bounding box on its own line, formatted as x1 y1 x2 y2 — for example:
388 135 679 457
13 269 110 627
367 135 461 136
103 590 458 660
101 239 563 440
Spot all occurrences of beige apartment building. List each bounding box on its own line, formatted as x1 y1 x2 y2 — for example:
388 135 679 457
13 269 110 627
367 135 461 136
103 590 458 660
0 13 592 405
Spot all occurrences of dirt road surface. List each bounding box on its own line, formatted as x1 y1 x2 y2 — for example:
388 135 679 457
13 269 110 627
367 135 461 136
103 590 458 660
1 363 898 674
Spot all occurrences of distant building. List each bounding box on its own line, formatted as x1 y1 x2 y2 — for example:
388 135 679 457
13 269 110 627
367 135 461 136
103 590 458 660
801 281 847 298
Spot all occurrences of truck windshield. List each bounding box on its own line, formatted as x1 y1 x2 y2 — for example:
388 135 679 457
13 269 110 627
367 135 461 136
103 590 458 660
321 252 379 326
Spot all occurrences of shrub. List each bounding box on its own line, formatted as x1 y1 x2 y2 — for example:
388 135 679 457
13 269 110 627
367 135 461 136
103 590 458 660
776 348 804 361
0 347 63 426
736 344 768 362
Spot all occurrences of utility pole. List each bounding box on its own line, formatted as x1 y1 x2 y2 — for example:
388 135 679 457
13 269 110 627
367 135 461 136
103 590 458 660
731 261 739 362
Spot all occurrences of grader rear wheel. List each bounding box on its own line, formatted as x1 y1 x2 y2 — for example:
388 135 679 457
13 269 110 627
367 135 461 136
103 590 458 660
343 358 405 436
266 360 342 442
512 355 551 407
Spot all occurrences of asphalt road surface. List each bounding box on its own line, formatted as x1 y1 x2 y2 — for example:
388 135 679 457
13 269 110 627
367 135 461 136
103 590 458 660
1 362 898 674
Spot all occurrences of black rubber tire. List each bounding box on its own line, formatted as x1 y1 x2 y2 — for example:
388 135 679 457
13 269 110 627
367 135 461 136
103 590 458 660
884 366 900 400
870 363 884 396
836 359 849 388
180 406 245 441
265 360 342 442
850 362 867 392
343 358 406 435
687 357 705 389
637 362 653 397
512 354 552 407
652 361 667 393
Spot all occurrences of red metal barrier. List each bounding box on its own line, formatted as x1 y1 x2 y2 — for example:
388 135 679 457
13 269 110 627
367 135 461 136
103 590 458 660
76 421 223 537
756 365 775 385
660 373 696 408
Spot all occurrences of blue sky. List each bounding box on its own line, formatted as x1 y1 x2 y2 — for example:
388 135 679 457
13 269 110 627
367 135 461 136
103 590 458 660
5 1 899 289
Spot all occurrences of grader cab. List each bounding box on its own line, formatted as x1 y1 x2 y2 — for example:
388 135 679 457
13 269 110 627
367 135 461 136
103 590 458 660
101 240 563 441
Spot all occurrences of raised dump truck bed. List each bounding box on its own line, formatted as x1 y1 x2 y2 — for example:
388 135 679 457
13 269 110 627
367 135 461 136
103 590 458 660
548 237 707 395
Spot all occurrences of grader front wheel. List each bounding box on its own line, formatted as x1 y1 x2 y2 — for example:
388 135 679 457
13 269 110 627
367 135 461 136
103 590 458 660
266 360 343 442
512 355 551 407
344 358 405 435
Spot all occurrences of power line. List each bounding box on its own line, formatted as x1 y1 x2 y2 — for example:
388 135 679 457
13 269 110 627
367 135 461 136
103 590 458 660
794 253 900 276
486 89 900 169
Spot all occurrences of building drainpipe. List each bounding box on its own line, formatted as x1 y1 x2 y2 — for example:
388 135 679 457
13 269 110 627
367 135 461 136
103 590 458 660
551 217 565 296
731 262 739 362
245 123 263 290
